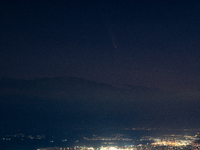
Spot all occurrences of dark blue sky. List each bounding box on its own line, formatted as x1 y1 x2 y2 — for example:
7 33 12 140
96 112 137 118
1 0 200 132
1 0 200 89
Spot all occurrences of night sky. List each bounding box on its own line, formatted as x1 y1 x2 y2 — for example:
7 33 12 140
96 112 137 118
1 0 200 132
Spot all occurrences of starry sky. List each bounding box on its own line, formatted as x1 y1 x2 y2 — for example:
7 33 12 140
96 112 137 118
1 0 200 132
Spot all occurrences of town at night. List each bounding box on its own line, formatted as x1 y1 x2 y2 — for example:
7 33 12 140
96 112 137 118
1 0 200 149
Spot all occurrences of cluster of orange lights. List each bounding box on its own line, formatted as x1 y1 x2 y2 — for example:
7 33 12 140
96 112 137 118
151 140 191 146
